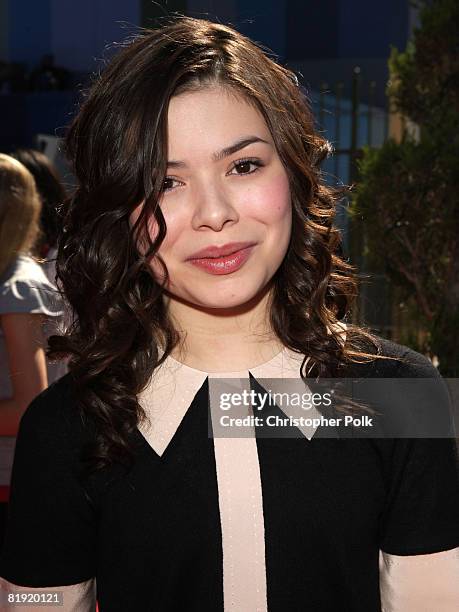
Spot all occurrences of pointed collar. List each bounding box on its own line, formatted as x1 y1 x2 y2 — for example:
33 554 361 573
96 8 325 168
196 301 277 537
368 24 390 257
137 322 347 456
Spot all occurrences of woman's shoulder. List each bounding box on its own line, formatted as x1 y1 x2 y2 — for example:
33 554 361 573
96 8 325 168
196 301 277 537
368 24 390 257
1 254 46 284
345 333 441 379
18 373 87 446
0 254 63 317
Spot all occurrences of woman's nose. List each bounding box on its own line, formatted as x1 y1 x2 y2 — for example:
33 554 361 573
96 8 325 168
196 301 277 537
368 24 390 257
191 181 239 231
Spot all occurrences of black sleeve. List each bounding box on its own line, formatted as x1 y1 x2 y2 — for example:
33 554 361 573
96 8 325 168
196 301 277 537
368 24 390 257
0 378 97 586
378 345 459 555
379 437 459 555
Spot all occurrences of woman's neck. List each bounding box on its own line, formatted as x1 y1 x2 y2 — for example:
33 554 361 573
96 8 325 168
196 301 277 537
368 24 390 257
165 287 284 372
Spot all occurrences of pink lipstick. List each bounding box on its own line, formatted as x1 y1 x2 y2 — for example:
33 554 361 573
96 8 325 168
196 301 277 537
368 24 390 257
186 241 256 275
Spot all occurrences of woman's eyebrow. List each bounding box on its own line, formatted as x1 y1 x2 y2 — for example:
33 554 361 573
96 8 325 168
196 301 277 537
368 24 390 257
167 136 271 168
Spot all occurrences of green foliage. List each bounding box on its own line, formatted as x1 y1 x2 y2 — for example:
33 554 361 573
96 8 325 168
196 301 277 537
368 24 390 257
349 0 459 373
388 0 459 134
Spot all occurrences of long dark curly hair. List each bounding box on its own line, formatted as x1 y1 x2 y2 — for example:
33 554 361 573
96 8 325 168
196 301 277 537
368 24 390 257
48 16 401 477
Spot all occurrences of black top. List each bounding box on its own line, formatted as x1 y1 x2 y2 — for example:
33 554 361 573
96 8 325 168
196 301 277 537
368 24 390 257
0 336 458 611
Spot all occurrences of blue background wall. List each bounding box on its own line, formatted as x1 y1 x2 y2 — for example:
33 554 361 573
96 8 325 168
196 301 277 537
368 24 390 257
0 0 412 153
1 0 411 70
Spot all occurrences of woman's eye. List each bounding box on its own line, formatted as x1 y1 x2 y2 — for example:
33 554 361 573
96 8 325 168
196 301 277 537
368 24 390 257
161 177 182 192
229 159 263 176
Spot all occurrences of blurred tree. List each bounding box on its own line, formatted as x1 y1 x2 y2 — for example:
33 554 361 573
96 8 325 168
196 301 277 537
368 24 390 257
349 0 459 374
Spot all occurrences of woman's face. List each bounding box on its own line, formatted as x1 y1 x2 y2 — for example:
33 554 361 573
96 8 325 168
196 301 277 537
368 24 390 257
130 85 292 310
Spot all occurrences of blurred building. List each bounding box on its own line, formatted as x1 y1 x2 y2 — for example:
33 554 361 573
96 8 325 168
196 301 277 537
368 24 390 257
0 0 415 149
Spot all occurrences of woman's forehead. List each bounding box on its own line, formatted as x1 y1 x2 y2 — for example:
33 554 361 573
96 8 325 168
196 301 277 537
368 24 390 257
166 86 271 159
167 86 266 127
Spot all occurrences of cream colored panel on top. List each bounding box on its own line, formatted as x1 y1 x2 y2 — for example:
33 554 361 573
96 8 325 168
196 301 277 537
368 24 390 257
0 577 96 612
379 547 459 611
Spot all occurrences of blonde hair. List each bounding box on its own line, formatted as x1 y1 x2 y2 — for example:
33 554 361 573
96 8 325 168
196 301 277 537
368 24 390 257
0 153 43 278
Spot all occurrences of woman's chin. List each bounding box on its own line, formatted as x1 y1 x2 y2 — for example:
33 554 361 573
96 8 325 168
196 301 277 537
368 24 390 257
164 274 274 312
195 292 259 311
167 286 265 313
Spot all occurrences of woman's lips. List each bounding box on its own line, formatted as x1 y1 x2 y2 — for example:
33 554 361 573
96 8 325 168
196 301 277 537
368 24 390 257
187 245 256 275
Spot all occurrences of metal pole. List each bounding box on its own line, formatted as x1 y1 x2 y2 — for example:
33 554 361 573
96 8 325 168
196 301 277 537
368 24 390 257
349 66 364 324
349 66 360 185
334 82 344 182
319 82 328 133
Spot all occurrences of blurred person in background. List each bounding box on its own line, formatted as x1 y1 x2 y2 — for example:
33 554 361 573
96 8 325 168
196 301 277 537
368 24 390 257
11 148 67 286
0 154 65 547
11 149 72 366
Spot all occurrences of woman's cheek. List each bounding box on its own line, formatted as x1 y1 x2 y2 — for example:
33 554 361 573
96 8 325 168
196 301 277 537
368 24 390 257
144 205 187 283
248 173 291 220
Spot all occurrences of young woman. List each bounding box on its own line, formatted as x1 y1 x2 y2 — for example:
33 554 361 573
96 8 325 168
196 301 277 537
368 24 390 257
0 17 458 612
